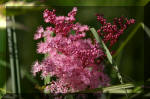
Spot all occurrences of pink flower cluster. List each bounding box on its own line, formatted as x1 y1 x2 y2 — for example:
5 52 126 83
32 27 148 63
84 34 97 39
96 14 135 48
32 7 135 93
32 7 110 93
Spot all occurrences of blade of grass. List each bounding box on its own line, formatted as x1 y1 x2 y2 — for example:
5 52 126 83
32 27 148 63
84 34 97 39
90 28 112 64
113 23 141 57
7 16 17 93
141 22 150 38
7 16 21 94
77 83 135 94
90 28 128 97
90 28 122 82
12 16 21 94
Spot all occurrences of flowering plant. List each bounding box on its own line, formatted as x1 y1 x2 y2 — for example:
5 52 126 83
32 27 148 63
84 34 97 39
32 7 135 93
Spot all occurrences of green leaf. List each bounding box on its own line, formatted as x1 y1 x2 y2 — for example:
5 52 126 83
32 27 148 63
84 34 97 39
141 22 150 38
44 75 51 85
43 38 51 86
132 86 142 93
0 14 6 29
0 88 6 99
0 88 6 94
90 28 128 96
77 83 139 94
90 28 112 64
103 83 134 90
70 30 76 35
51 32 56 37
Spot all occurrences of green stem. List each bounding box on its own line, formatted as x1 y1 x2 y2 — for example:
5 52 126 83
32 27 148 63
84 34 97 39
90 28 128 97
11 16 21 94
141 22 150 38
7 16 21 94
77 83 135 94
7 16 16 93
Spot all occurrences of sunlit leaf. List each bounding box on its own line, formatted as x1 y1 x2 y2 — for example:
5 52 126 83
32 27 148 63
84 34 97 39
132 86 142 93
0 14 6 29
4 1 35 7
0 88 6 99
0 15 26 29
0 1 45 16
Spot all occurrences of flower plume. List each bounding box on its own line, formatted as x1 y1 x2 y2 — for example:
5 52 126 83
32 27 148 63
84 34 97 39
32 7 135 93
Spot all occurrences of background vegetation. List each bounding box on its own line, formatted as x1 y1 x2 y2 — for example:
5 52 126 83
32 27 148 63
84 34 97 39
0 0 149 99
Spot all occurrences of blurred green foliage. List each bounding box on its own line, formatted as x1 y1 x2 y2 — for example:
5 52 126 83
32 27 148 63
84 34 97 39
0 0 149 99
